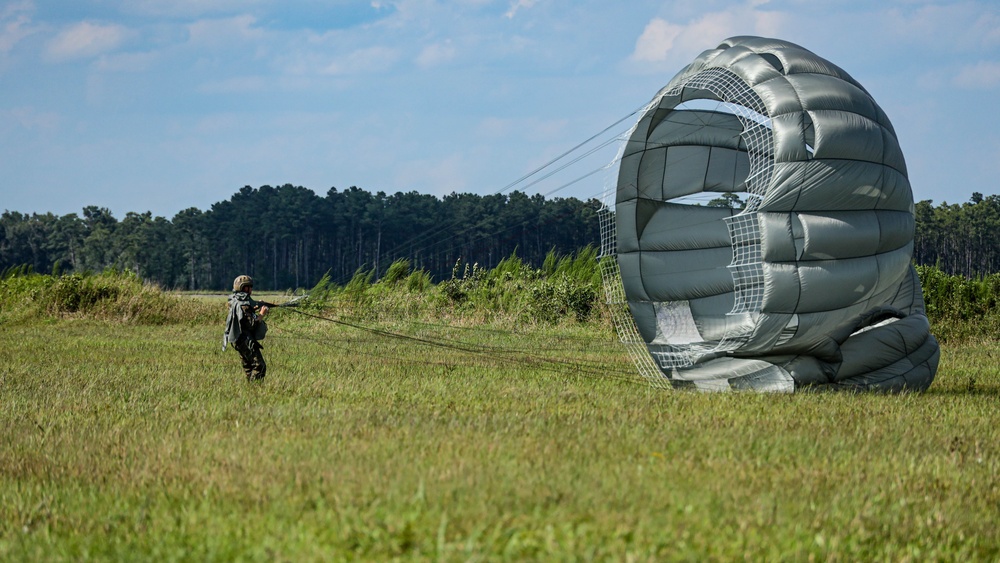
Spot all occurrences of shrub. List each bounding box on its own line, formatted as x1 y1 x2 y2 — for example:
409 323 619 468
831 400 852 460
405 269 432 293
916 264 1000 342
0 268 217 324
300 271 335 312
433 250 601 326
382 259 411 285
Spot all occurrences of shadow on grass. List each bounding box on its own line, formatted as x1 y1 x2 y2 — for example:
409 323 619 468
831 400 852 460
926 381 1000 398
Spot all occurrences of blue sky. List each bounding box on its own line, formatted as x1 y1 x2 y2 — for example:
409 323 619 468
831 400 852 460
2 0 998 219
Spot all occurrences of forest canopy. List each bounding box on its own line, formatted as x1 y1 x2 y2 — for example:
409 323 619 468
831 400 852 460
0 185 601 291
0 185 994 291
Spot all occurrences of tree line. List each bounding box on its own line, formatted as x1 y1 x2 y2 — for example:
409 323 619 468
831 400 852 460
913 192 1000 279
0 185 601 290
2 186 995 290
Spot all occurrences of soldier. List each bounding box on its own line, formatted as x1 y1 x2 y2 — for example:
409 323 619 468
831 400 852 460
223 275 269 381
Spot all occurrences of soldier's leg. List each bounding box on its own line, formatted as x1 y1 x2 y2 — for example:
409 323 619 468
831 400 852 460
234 338 256 380
248 342 266 381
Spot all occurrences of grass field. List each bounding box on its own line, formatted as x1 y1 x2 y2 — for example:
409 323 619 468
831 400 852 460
1 300 999 561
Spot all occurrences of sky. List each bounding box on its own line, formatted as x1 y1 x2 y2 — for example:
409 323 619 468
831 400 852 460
1 0 999 220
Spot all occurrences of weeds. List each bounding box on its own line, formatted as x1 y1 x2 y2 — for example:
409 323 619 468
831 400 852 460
917 265 1000 342
2 258 995 344
0 259 999 560
0 269 216 324
0 319 997 560
435 248 601 325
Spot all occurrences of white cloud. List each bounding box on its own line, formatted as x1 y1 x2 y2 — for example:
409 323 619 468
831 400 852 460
395 153 469 196
186 14 263 47
322 46 399 75
94 50 159 72
4 0 991 218
45 21 130 62
476 116 516 138
122 0 266 19
953 60 1000 89
1 0 32 18
971 8 1000 48
505 0 538 19
197 75 269 94
416 40 455 67
629 6 790 68
885 3 1000 52
631 18 683 63
2 106 60 133
0 1 37 56
475 116 569 141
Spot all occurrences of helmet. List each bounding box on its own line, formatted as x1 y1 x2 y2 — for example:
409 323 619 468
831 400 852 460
233 275 253 292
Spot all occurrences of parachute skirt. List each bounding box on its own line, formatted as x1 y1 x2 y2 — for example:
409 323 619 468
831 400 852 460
602 36 939 392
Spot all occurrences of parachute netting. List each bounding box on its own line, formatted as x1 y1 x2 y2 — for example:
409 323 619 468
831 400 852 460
601 67 774 382
599 204 666 387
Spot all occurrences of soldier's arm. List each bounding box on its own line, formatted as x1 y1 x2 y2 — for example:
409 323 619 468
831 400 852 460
240 303 261 331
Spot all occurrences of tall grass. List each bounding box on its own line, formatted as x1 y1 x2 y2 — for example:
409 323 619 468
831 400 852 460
1 314 997 560
916 264 1000 342
0 258 998 560
3 258 986 340
434 247 602 325
0 268 217 324
292 248 604 329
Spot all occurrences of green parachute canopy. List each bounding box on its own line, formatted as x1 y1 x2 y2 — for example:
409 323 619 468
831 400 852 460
610 36 939 392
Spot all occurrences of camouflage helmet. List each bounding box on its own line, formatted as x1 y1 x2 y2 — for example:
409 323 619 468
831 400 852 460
233 275 253 292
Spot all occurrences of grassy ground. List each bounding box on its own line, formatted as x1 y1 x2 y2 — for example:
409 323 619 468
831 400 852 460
1 305 998 561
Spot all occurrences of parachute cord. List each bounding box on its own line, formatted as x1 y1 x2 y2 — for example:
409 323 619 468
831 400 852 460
275 325 510 371
365 179 609 286
370 180 606 280
537 160 613 200
352 172 613 289
504 134 625 197
278 324 631 381
279 307 640 382
493 105 644 196
289 308 499 355
323 311 622 349
374 106 643 269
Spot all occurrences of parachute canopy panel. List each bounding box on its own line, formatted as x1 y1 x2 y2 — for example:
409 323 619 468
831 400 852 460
610 36 939 392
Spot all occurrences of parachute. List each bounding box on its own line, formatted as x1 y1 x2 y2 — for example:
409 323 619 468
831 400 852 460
604 36 939 392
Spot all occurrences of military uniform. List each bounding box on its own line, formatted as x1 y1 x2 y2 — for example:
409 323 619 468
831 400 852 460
224 276 268 381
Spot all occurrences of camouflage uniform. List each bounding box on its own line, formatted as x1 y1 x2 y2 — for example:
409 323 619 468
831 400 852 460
233 299 266 381
224 277 268 381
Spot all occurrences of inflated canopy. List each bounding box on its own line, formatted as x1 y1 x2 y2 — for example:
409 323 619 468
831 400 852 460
614 36 939 392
